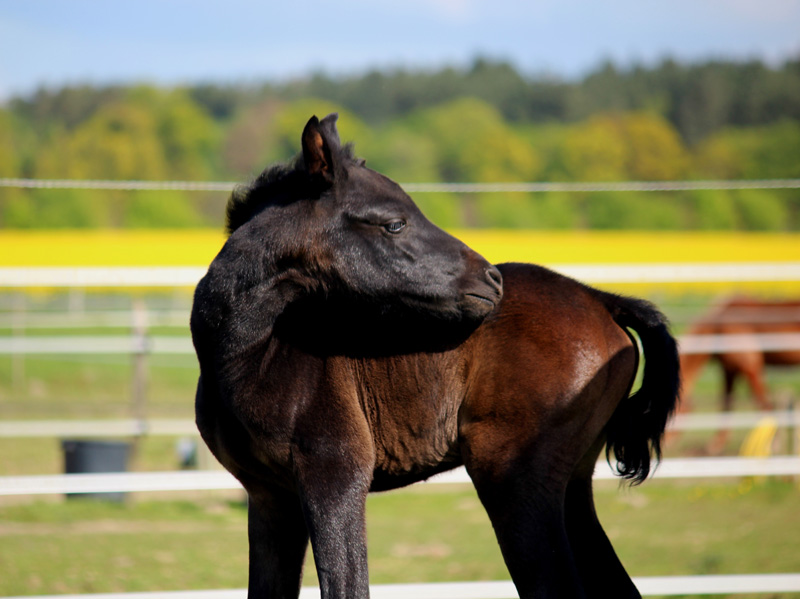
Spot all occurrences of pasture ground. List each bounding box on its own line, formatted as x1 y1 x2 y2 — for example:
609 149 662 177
0 480 798 598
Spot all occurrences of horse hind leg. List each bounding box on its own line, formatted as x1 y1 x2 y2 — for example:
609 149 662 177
246 483 309 599
742 361 772 411
708 365 739 454
478 473 584 598
564 439 641 599
463 430 587 598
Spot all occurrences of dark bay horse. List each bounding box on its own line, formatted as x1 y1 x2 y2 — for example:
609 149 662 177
190 114 680 599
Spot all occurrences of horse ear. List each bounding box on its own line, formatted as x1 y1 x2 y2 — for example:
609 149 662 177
302 114 340 184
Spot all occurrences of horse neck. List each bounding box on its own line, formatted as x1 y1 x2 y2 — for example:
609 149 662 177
192 237 301 364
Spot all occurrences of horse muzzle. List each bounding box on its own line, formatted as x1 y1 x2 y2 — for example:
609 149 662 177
462 264 503 318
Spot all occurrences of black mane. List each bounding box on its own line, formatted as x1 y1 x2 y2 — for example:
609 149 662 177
225 143 358 236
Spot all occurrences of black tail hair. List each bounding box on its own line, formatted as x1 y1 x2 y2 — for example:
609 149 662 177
601 294 681 484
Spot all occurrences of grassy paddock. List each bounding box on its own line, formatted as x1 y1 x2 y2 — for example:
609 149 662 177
0 480 798 598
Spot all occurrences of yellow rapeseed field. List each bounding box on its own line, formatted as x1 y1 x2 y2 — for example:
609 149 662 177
3 229 798 266
2 229 798 295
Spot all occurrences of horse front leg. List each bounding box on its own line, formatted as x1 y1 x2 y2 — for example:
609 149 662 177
292 418 375 599
294 458 372 599
246 483 309 599
303 480 371 598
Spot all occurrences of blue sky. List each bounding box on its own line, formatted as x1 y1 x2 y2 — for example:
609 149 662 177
1 0 799 101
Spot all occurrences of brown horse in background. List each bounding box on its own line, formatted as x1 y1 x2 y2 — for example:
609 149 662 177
680 297 800 412
191 114 680 598
679 297 800 451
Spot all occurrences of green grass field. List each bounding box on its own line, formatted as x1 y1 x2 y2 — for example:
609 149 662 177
0 480 798 598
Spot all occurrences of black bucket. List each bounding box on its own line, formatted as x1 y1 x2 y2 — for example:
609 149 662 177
62 440 131 502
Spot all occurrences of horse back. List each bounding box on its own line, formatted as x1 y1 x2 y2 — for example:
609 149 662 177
691 297 800 365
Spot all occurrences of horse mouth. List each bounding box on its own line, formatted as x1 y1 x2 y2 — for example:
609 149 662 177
465 293 499 308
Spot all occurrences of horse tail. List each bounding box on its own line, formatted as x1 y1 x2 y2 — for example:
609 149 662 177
600 293 681 485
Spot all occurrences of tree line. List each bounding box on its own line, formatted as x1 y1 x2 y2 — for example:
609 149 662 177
1 56 799 230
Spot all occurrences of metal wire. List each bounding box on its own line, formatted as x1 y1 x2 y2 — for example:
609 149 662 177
2 178 800 193
0 178 235 191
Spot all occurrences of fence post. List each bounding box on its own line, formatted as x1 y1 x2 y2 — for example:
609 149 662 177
131 299 148 430
11 292 25 393
68 287 86 313
790 399 799 487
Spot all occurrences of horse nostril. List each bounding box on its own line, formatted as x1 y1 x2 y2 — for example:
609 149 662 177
486 266 503 293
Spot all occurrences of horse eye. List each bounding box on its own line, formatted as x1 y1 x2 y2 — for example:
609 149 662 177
384 220 406 234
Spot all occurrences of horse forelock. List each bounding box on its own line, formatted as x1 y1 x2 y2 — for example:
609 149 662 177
225 143 360 236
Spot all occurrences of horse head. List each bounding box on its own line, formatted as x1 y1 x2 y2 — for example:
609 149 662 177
225 113 503 326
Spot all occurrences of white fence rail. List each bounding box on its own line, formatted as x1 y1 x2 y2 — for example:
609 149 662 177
0 409 797 439
0 309 188 329
2 262 800 288
4 574 800 599
0 335 191 354
2 332 799 356
2 306 797 330
670 409 800 431
0 418 198 438
1 457 799 497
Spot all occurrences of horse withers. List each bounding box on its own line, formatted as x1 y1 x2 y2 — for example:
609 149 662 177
190 114 680 599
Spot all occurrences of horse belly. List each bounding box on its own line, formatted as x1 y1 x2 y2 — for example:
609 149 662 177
765 350 800 366
363 377 465 491
370 423 463 490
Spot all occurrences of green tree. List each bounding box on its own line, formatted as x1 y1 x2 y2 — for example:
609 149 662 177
156 90 221 179
694 120 800 180
622 113 689 180
402 98 541 227
29 96 210 227
688 190 740 230
0 109 33 227
557 113 688 182
222 99 285 176
558 116 628 181
0 109 21 178
735 189 790 231
584 192 686 230
405 98 540 183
